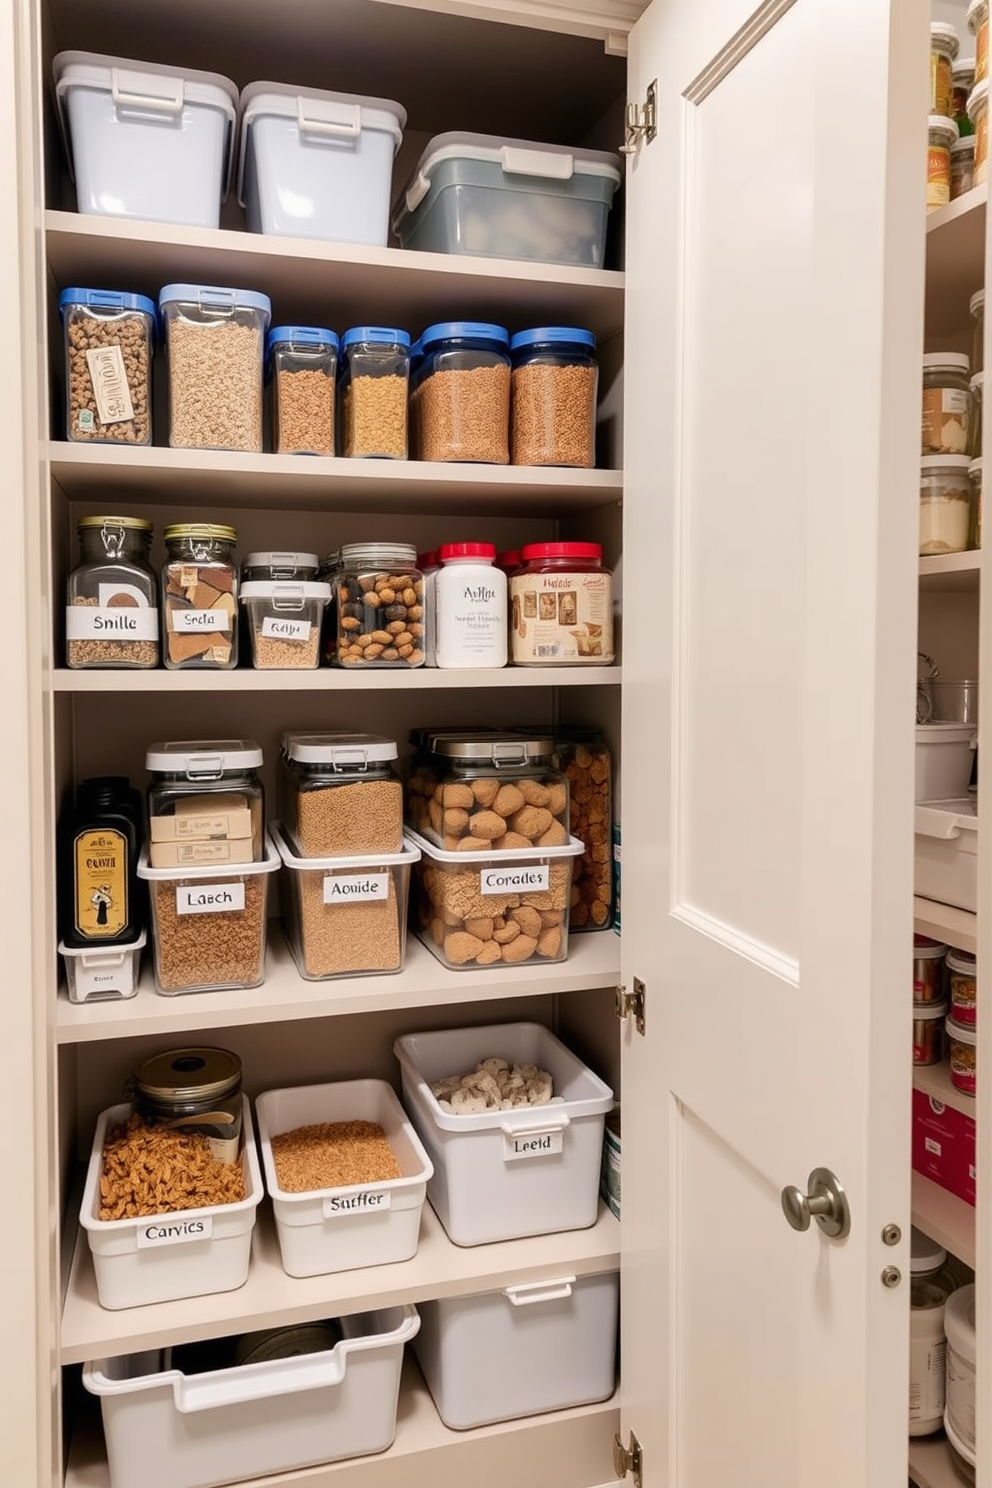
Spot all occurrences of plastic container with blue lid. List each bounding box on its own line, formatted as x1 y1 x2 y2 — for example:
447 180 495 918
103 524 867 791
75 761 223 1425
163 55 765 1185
412 321 510 464
510 326 598 469
159 285 272 453
267 326 339 457
60 287 156 446
340 327 411 460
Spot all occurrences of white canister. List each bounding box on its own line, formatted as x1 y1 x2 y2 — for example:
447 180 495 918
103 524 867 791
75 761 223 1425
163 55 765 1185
434 542 507 669
909 1228 956 1435
944 1283 976 1454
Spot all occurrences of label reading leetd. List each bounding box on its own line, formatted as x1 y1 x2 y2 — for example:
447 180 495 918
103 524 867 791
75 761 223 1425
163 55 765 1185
322 1189 392 1217
502 1128 565 1161
480 864 550 895
323 872 389 905
136 1215 214 1248
176 883 246 915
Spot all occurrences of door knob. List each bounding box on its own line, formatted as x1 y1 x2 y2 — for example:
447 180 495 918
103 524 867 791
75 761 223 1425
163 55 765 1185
780 1166 850 1239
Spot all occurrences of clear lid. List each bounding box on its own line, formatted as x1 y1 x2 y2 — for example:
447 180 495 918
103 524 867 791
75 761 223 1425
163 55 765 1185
922 351 970 372
133 1046 242 1102
911 1225 948 1274
920 454 973 472
145 740 263 773
281 731 398 766
270 819 418 871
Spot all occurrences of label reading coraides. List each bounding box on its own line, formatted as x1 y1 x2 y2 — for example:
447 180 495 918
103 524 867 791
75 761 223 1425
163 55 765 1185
480 864 550 895
502 1127 565 1161
171 609 233 633
261 616 311 642
85 344 135 424
323 872 389 904
322 1189 392 1217
176 883 246 915
136 1215 214 1248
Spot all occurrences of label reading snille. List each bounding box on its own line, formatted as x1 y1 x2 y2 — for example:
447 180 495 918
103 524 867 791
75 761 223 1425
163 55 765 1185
480 864 550 895
85 344 135 424
176 883 246 915
323 872 389 904
136 1215 214 1248
322 1189 392 1217
502 1128 564 1161
171 609 233 633
66 605 158 641
261 615 311 642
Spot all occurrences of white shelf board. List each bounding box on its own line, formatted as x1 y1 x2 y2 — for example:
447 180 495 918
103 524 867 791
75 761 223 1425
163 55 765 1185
913 898 977 956
925 183 986 340
60 1201 620 1363
49 443 625 518
45 212 626 342
910 1173 975 1269
56 925 620 1043
908 1435 962 1488
52 664 620 694
918 551 981 592
913 1059 977 1121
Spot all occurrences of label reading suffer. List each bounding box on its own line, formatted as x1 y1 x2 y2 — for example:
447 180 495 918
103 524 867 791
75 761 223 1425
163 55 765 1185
502 1127 565 1161
175 882 246 916
85 344 135 425
323 872 389 904
170 609 233 633
74 829 127 939
322 1189 392 1217
136 1215 214 1248
480 864 550 896
65 606 159 641
261 616 311 642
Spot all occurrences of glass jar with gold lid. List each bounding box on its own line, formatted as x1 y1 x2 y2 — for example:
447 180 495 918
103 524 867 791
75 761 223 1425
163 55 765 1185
162 523 239 670
66 515 159 669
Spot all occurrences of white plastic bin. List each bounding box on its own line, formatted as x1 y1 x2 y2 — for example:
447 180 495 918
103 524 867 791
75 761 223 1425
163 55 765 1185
255 1079 433 1278
59 930 145 1002
414 1272 617 1429
83 1305 419 1488
239 82 406 245
394 1021 613 1246
79 1098 263 1310
915 797 978 912
53 52 237 228
915 723 976 801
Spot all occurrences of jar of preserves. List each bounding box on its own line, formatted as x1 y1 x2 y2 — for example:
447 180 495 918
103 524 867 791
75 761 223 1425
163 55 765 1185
510 326 599 468
339 326 411 459
928 116 960 212
413 321 511 463
332 542 424 667
162 523 239 670
970 457 983 548
268 325 338 456
910 1227 959 1437
946 1014 977 1094
131 1046 243 1163
913 1000 948 1065
912 934 947 1004
509 541 615 665
920 456 973 555
405 730 569 851
968 78 989 185
947 949 977 1026
954 57 976 134
922 353 970 454
59 287 154 445
66 516 159 669
931 22 960 115
951 134 976 198
278 731 403 856
159 284 270 453
969 0 989 83
146 740 265 863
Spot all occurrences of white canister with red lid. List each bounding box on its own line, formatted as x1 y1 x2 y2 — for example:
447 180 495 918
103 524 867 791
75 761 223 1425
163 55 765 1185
434 542 507 669
947 950 977 1026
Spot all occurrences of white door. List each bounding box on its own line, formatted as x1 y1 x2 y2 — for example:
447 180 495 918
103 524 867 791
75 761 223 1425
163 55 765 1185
619 1 928 1483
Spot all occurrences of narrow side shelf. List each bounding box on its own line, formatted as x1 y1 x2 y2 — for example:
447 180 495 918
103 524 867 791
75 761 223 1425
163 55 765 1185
908 1434 962 1488
918 552 981 592
910 1173 975 1269
52 666 622 694
925 182 986 339
912 898 976 956
913 1060 976 1120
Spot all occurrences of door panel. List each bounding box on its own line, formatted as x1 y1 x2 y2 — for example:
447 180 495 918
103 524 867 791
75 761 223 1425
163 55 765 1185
620 1 928 1484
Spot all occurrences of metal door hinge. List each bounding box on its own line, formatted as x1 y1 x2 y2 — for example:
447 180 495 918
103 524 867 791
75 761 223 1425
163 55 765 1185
616 978 646 1035
613 1429 643 1486
620 81 656 156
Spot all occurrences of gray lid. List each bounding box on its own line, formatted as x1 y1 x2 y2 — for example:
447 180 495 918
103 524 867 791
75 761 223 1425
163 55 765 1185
428 731 554 763
145 740 263 773
282 731 398 765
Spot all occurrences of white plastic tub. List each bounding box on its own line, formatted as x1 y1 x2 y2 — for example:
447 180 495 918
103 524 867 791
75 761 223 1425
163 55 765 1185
414 1272 617 1429
59 930 145 1002
53 52 237 228
944 1283 976 1459
915 797 978 912
239 82 405 245
915 723 976 801
79 1099 263 1310
83 1305 419 1488
255 1079 433 1278
394 1021 613 1246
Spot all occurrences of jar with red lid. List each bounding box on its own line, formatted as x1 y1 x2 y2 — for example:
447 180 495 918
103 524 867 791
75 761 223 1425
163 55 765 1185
495 550 521 575
913 934 948 1004
509 541 614 666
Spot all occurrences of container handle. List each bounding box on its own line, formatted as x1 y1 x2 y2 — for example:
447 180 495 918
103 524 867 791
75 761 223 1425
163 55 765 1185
297 97 362 139
271 585 306 612
502 1276 576 1307
499 145 574 180
405 171 431 214
172 1348 346 1412
499 1115 571 1137
914 806 976 841
111 68 184 116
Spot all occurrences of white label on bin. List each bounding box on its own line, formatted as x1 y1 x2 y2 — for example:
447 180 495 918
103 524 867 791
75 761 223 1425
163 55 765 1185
925 1136 942 1155
170 609 232 633
502 1128 564 1161
136 1215 214 1248
66 606 158 640
85 344 135 424
175 883 246 915
261 615 311 642
322 1189 392 1217
479 865 550 895
323 872 389 904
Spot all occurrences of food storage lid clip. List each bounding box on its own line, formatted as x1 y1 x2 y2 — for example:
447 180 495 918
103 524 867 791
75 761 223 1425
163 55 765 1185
145 739 264 774
923 351 970 372
281 731 399 766
158 284 273 321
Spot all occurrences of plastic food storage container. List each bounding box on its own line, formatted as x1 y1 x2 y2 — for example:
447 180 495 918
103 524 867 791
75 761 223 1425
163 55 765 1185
948 950 977 1026
82 1306 420 1488
969 372 982 456
510 327 598 467
159 284 271 452
915 724 977 800
239 81 405 245
952 134 976 197
915 797 978 912
954 58 976 134
240 579 331 669
339 327 410 458
394 1020 614 1245
79 1096 262 1310
414 1271 618 1429
146 740 265 863
53 52 238 228
393 131 623 267
59 930 145 1003
405 730 569 849
132 1046 243 1161
600 1105 621 1218
267 326 338 455
278 732 403 856
912 935 947 1004
162 524 239 671
947 1015 977 1095
944 1283 977 1459
59 288 154 445
242 551 320 581
970 0 989 81
972 290 985 375
929 679 979 724
929 116 960 210
509 541 615 664
411 321 510 463
931 23 960 114
969 78 989 184
331 542 424 667
66 515 159 669
913 1001 948 1066
922 353 970 454
255 1078 433 1276
544 727 613 930
909 1227 958 1436
970 456 983 547
920 455 973 553
271 821 418 980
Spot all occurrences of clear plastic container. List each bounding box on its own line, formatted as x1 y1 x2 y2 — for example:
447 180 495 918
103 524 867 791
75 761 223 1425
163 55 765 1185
929 678 979 724
932 23 960 115
162 523 239 669
242 551 319 581
910 1227 958 1436
928 116 960 211
947 949 977 1026
240 580 330 669
509 541 615 664
919 456 973 554
946 1014 977 1094
922 352 970 454
331 542 424 667
146 740 265 864
968 77 989 184
510 326 598 468
268 326 338 456
546 727 613 931
970 456 983 547
405 730 569 851
412 321 510 463
278 732 403 857
66 516 159 669
912 934 947 1004
969 0 989 83
952 134 976 197
339 326 410 459
59 288 154 445
913 1000 948 1065
417 548 440 666
159 283 271 452
968 371 982 456
59 931 146 1003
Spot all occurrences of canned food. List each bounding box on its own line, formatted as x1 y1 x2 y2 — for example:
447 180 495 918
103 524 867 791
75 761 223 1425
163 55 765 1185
913 1001 948 1066
913 934 947 1004
131 1046 243 1162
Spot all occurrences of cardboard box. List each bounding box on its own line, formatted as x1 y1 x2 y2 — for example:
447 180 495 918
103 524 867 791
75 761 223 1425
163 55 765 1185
912 1087 976 1206
148 838 254 869
149 793 253 843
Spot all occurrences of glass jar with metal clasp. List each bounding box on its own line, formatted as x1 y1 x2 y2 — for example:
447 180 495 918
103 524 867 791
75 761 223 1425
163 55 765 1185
162 522 239 670
66 515 159 669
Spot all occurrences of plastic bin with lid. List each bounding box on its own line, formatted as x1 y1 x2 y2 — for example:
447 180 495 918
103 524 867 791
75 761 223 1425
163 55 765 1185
278 731 403 856
914 722 976 801
59 930 145 1003
915 797 978 913
238 82 405 245
404 729 569 848
159 285 271 454
392 131 622 267
393 1020 614 1245
53 52 238 228
83 1305 420 1488
240 579 330 670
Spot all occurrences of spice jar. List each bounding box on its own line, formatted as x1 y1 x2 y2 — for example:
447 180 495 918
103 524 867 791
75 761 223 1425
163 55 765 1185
970 457 983 547
434 541 508 668
922 353 970 455
910 1227 958 1437
413 321 510 464
510 327 599 468
278 731 403 856
946 1014 977 1094
159 283 271 453
920 456 973 555
932 23 960 115
240 578 331 669
339 326 410 459
162 523 239 670
970 0 989 82
268 325 338 456
146 740 265 864
952 134 977 198
954 58 976 135
331 542 424 667
913 1000 948 1065
928 116 960 211
913 934 947 1005
59 287 154 445
947 950 977 1026
405 730 569 851
242 552 319 581
968 78 989 184
509 541 615 665
132 1046 243 1163
66 516 159 669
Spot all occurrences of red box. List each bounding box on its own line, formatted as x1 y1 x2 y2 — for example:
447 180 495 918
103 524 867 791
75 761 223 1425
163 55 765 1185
912 1087 976 1206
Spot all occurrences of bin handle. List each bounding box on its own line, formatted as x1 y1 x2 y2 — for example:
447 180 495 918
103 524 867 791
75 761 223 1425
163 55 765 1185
271 585 306 612
499 145 574 180
499 1114 571 1137
172 1347 346 1412
405 171 431 214
112 69 184 116
503 1276 576 1307
297 98 362 139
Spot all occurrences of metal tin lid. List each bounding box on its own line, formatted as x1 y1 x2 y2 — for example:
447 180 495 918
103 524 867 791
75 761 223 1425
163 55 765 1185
428 731 554 763
133 1046 242 1102
910 1225 948 1274
77 515 152 532
282 730 398 765
164 523 238 543
145 740 264 773
339 542 417 566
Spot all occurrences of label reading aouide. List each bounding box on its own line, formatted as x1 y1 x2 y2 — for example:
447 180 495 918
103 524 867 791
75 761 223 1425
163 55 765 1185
323 872 389 905
480 864 550 896
136 1215 214 1248
176 883 246 916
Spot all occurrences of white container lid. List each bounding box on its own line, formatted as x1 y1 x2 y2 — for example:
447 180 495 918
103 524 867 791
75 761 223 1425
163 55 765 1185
970 457 983 475
952 134 977 156
946 1014 977 1044
243 551 319 573
913 937 947 960
915 723 978 741
137 834 279 882
399 130 622 216
968 76 989 119
59 929 146 959
947 950 977 973
913 1001 949 1021
971 370 984 391
969 0 989 31
404 825 584 865
920 454 974 475
928 115 960 146
281 731 399 765
923 351 970 371
944 1411 977 1469
145 740 264 773
932 20 961 54
971 288 986 316
240 580 331 601
954 56 977 82
270 819 419 872
910 1225 948 1273
944 1282 976 1364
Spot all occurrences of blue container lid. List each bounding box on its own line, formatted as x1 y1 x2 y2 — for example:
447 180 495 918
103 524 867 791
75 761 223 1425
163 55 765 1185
158 284 273 320
59 287 156 320
420 321 509 352
510 326 597 353
267 325 339 352
341 326 411 351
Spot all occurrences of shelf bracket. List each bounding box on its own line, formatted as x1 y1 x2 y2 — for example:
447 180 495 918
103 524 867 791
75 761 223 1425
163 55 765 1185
615 979 646 1035
613 1429 643 1486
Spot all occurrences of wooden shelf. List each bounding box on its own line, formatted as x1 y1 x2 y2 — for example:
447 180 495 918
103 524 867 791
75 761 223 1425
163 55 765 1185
52 664 620 694
913 1060 977 1121
56 925 620 1043
910 1173 975 1269
913 898 977 956
919 552 981 592
925 184 986 341
908 1434 964 1488
60 1201 620 1364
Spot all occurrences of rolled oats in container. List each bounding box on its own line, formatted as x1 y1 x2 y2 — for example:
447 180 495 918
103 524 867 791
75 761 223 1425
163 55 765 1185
159 283 271 452
60 288 154 445
339 326 410 459
510 327 598 468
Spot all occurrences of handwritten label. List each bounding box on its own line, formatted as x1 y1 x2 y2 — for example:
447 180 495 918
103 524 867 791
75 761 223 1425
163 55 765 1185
261 616 311 642
85 344 135 424
66 606 158 640
323 872 389 904
136 1216 214 1248
925 1137 942 1156
502 1128 564 1162
171 609 232 633
322 1189 392 1217
480 865 550 895
176 883 246 915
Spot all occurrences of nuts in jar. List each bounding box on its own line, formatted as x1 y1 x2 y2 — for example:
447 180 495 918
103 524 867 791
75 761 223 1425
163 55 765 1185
60 288 154 445
405 732 569 851
331 543 424 667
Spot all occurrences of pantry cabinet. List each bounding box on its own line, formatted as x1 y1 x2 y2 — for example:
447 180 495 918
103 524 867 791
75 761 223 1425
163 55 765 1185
0 0 978 1484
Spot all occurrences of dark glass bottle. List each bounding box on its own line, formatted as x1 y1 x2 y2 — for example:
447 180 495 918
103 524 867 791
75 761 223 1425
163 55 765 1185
58 777 144 948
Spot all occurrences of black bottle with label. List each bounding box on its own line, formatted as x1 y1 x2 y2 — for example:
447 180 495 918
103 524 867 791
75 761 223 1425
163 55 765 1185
58 776 145 948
